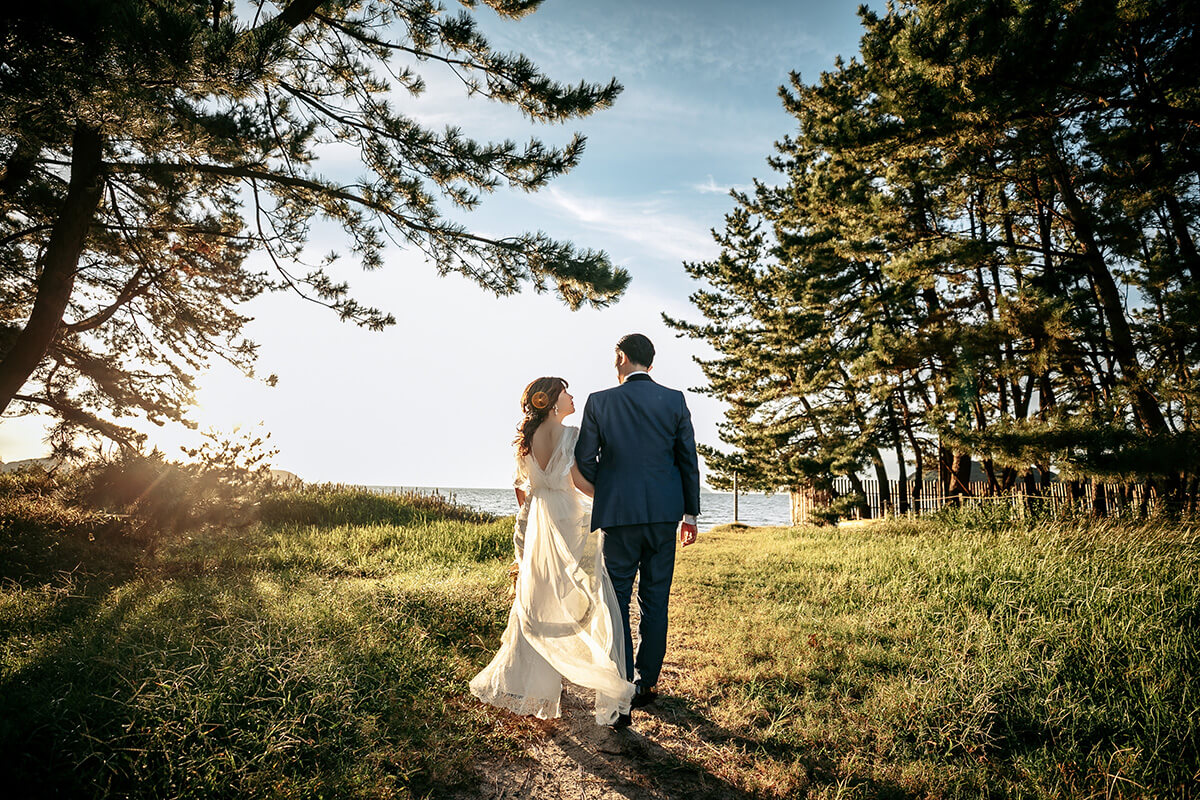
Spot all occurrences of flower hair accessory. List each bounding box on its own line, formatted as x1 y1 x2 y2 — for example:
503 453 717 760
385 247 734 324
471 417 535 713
530 391 550 409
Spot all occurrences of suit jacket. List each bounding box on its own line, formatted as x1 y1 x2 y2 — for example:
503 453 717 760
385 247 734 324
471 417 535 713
574 374 701 531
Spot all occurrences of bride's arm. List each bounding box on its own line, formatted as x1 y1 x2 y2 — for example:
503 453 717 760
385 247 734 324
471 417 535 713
570 464 594 498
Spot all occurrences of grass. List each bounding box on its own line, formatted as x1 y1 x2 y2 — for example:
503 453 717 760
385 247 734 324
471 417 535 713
2 485 1197 799
667 514 1200 799
0 487 517 799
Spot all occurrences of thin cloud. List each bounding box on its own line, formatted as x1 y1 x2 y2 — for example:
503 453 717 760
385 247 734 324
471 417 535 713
488 9 837 84
536 187 717 264
691 175 753 195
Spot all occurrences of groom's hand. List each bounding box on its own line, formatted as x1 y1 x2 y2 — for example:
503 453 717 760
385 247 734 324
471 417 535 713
679 521 698 547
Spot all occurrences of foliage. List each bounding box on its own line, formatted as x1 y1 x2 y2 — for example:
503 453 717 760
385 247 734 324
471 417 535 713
668 0 1200 510
0 468 120 579
257 482 495 527
0 0 629 450
66 428 279 535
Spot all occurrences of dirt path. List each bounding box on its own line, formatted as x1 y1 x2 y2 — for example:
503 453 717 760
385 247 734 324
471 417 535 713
456 598 769 800
458 671 762 800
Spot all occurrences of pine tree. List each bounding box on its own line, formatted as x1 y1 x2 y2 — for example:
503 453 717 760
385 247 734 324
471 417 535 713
0 1 629 449
672 0 1199 513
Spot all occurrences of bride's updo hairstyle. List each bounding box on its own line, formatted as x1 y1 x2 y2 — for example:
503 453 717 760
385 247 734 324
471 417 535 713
515 377 568 457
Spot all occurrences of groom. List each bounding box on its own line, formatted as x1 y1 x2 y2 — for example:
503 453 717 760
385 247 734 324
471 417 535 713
575 333 701 726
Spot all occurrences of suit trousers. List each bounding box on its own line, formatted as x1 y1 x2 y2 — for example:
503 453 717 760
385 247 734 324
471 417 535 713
602 521 678 687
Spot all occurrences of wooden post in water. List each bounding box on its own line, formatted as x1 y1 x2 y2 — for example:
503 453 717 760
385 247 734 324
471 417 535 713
733 471 740 523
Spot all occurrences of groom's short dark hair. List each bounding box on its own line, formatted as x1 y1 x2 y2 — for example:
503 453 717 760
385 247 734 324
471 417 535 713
617 333 655 367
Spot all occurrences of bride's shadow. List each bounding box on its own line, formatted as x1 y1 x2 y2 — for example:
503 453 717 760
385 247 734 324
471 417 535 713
536 685 770 800
461 682 920 800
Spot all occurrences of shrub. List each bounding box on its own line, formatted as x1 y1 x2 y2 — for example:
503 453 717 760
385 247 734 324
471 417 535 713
0 468 121 580
258 484 495 528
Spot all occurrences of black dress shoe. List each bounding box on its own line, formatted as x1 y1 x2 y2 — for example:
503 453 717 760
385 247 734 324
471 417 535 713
630 684 658 709
610 711 632 729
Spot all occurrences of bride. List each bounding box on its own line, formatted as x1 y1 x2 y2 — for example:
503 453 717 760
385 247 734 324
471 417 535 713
469 377 636 726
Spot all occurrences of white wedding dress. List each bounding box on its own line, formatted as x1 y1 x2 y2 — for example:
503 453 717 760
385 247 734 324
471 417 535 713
469 425 635 724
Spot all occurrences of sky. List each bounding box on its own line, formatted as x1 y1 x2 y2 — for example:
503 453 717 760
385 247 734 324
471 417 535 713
0 0 869 489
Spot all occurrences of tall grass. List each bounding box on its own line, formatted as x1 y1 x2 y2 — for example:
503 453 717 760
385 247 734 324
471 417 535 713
257 483 496 528
0 470 126 581
0 486 515 799
6 481 1196 799
670 512 1200 798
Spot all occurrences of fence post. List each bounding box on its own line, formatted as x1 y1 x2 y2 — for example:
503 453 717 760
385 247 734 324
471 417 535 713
733 471 740 524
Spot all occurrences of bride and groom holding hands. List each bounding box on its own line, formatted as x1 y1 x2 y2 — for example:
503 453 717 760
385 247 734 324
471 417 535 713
470 333 701 728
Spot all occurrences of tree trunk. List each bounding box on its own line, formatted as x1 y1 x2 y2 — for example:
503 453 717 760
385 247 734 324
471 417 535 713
1162 193 1200 281
1036 461 1052 492
897 383 924 513
952 452 973 500
1022 467 1040 517
0 123 103 414
888 400 910 514
982 457 1000 496
911 458 922 514
938 439 952 502
846 472 869 519
1091 479 1109 518
1049 153 1169 434
872 450 892 516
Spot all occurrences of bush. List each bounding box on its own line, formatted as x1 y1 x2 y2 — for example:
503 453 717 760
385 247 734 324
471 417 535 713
258 484 495 528
1 446 497 581
807 492 867 525
0 468 123 580
66 451 263 536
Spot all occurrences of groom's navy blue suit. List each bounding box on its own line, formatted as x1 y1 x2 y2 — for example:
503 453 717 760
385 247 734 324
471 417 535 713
574 373 701 688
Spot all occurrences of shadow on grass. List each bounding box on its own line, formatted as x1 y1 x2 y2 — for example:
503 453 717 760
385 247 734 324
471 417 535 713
442 685 925 800
0 539 510 799
639 694 919 800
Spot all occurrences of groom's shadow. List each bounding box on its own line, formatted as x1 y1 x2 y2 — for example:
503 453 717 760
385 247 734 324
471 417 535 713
547 686 761 800
636 691 925 800
648 691 834 775
542 683 839 800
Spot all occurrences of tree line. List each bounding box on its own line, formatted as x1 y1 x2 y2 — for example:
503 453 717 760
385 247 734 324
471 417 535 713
669 0 1200 514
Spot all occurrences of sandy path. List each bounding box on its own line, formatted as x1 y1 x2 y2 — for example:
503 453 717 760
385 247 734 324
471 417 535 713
456 594 764 800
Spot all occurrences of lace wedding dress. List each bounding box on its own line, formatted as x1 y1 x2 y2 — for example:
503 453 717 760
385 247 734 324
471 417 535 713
469 426 635 724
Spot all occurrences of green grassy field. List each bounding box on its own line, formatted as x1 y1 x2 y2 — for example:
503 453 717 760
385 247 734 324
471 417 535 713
0 488 517 799
1 491 1197 799
670 515 1200 799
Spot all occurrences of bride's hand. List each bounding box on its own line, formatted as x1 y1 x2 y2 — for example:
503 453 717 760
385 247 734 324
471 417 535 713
570 464 595 498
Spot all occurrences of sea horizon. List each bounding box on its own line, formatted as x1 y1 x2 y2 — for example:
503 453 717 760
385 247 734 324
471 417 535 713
362 485 793 532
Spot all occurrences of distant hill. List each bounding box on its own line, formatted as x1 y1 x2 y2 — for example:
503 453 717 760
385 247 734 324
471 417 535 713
1 458 302 485
0 457 60 473
269 469 302 486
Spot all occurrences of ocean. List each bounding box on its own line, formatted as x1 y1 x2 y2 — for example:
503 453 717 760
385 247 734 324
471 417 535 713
367 487 793 532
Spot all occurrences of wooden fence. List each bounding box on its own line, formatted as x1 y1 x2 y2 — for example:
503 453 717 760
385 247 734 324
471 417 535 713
789 477 1159 525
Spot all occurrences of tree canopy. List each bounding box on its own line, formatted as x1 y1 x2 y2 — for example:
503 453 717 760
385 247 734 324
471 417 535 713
669 0 1200 511
0 0 629 451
